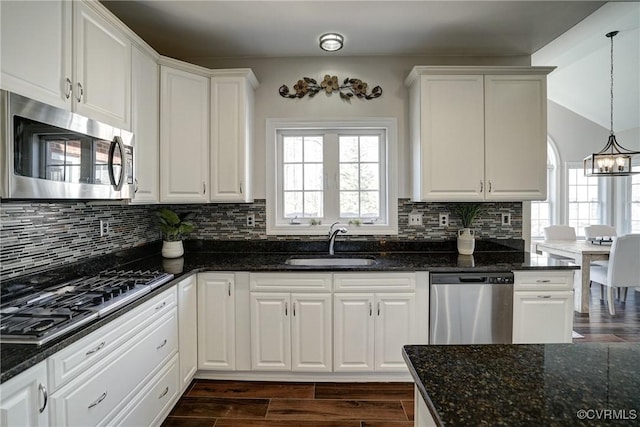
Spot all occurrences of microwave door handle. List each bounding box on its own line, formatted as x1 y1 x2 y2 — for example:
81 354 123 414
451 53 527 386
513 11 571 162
108 136 126 191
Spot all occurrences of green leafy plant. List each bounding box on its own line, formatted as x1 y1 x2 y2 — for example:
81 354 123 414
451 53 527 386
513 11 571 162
453 203 485 229
154 208 195 241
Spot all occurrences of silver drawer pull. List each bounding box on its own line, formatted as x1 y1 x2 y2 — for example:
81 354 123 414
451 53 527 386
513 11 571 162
537 295 552 299
88 391 107 409
158 386 169 399
536 280 551 283
85 341 105 356
38 383 48 413
156 339 167 350
155 301 166 311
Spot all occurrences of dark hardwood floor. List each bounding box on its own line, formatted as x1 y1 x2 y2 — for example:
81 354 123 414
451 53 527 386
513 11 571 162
163 288 639 426
162 381 414 426
573 285 640 343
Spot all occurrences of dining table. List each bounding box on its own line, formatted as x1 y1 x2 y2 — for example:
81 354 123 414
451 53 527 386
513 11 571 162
533 240 611 314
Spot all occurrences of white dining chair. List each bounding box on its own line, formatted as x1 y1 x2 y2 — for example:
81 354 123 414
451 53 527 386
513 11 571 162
584 225 617 241
543 225 577 241
589 234 640 315
584 225 617 271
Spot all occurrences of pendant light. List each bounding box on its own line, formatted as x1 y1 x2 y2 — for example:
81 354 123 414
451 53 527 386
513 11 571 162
584 31 639 176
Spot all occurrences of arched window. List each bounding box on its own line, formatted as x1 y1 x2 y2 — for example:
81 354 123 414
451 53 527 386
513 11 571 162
530 139 559 239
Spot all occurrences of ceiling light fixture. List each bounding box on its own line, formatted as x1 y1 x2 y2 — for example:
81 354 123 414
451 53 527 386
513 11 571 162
319 33 343 52
584 30 639 176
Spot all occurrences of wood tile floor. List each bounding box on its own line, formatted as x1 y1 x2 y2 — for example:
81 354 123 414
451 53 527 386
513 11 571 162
163 288 639 426
162 381 414 426
573 285 640 343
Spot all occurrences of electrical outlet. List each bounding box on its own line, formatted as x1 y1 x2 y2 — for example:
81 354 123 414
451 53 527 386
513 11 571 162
409 212 423 226
439 213 449 228
246 213 255 227
99 220 110 237
501 213 511 226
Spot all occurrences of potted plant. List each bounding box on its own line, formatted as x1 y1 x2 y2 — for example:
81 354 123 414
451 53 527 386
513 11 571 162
154 208 195 258
453 203 484 255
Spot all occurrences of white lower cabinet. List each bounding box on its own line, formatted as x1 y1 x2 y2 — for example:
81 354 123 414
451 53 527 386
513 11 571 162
109 354 180 427
333 273 417 372
0 361 49 427
512 271 574 344
250 292 332 372
249 273 333 372
198 273 236 370
46 287 178 427
334 293 415 372
178 275 198 389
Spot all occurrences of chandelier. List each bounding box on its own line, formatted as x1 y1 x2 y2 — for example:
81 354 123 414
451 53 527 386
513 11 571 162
583 31 639 176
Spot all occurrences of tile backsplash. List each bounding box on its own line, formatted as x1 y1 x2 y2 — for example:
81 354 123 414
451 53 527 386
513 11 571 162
0 199 521 279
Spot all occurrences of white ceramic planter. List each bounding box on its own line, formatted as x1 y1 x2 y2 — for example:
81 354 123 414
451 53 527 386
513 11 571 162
457 228 475 255
161 240 184 258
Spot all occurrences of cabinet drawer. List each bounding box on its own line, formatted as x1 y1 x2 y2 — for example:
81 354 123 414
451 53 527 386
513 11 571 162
110 354 180 427
48 287 176 393
50 309 178 427
333 273 416 292
514 271 574 291
250 273 332 292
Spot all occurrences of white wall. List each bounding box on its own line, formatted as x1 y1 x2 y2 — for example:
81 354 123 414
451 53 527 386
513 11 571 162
190 55 529 198
548 100 640 166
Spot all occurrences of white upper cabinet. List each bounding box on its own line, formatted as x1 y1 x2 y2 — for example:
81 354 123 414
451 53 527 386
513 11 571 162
210 71 258 202
406 66 554 202
73 1 131 130
159 63 210 203
130 44 160 204
1 0 72 109
1 0 133 130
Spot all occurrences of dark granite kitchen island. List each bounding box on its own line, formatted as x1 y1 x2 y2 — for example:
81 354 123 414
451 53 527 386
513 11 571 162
403 343 640 426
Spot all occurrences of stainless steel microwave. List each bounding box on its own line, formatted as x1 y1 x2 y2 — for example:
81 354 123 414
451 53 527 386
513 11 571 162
0 91 134 200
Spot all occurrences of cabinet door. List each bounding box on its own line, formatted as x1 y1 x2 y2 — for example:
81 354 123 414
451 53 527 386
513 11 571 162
291 293 332 372
0 0 72 109
374 293 415 371
251 293 291 371
198 273 235 370
160 66 210 203
484 74 547 200
513 291 573 344
210 75 253 202
333 293 374 372
178 276 197 388
130 45 159 204
0 362 49 427
73 1 131 129
416 75 484 201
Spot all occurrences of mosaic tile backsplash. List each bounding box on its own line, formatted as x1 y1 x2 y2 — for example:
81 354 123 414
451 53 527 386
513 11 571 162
1 199 521 279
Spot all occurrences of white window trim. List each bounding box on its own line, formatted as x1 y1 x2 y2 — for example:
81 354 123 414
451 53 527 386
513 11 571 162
565 161 613 238
266 117 398 236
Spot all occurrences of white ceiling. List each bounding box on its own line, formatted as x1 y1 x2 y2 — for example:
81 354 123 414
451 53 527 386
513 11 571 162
101 0 605 59
100 1 639 132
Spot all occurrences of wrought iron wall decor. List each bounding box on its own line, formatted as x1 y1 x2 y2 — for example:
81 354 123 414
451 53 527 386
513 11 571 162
279 75 382 100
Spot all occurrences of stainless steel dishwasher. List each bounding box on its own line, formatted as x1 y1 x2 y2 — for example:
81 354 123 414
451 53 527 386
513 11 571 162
429 272 514 344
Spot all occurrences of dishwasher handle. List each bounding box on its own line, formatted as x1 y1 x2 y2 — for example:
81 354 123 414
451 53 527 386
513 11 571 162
458 276 487 283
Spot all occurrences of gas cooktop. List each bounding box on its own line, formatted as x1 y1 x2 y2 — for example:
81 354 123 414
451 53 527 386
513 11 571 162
0 269 174 345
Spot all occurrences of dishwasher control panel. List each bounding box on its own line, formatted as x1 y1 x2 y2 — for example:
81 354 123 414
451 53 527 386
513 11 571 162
487 275 514 284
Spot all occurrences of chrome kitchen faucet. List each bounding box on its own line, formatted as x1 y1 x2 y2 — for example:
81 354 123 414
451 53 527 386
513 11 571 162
328 222 348 255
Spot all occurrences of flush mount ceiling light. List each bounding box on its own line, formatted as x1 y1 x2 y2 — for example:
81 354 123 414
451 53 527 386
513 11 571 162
319 33 343 52
584 30 639 177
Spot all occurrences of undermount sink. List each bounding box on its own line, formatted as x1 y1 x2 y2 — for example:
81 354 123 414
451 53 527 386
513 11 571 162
284 257 377 267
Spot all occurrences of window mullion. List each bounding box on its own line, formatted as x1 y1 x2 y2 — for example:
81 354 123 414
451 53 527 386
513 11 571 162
324 133 340 223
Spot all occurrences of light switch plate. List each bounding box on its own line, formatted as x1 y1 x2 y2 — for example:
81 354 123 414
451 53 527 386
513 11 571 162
501 213 511 226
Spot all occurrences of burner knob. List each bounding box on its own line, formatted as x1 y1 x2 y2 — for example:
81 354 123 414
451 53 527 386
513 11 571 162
92 295 104 305
102 290 114 301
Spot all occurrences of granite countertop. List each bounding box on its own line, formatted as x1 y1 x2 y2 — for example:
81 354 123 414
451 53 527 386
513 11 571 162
403 344 640 426
1 239 577 383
